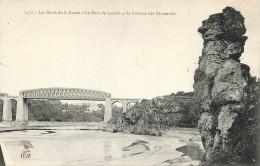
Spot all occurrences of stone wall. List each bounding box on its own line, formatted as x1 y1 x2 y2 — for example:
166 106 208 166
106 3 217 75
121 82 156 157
194 7 259 165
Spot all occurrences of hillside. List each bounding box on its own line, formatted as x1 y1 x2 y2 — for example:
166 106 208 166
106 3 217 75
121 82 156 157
106 92 199 136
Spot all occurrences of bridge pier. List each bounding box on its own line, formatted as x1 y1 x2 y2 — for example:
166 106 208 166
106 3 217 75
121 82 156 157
2 98 12 121
122 99 127 113
139 99 142 103
16 97 28 122
104 97 112 123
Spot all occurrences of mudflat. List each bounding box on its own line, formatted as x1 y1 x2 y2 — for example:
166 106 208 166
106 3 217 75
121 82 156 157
0 122 203 166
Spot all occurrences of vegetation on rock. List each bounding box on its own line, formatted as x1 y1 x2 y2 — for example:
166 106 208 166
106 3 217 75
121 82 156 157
106 92 199 136
194 7 259 166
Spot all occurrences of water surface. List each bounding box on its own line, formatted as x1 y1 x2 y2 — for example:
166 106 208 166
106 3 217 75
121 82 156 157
0 128 202 166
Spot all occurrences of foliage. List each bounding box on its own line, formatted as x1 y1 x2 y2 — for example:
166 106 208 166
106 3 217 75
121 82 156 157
0 100 3 122
109 105 123 124
27 99 104 122
11 100 17 120
107 91 199 135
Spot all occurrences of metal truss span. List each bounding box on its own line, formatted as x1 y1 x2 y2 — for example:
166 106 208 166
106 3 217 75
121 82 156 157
19 88 111 101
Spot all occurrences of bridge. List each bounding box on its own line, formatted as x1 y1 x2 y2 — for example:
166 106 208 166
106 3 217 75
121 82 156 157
0 88 142 122
111 98 142 113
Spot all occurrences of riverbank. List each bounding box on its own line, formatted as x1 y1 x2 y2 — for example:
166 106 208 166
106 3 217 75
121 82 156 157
0 121 202 146
1 122 203 150
0 121 106 133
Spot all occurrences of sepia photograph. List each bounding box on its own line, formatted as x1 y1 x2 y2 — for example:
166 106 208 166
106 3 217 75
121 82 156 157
0 0 259 165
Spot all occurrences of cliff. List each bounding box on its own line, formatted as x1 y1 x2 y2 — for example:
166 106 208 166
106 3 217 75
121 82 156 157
194 7 260 165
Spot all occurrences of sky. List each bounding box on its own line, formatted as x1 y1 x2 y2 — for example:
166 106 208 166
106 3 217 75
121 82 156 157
0 0 259 99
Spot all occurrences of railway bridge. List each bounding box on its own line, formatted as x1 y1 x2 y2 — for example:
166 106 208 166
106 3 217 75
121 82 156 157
0 88 142 122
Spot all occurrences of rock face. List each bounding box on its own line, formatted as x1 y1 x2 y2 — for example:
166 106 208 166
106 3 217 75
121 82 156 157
194 7 259 165
106 93 199 135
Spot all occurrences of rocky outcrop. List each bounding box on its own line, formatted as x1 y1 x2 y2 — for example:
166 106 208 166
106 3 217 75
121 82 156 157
105 93 199 136
194 7 259 165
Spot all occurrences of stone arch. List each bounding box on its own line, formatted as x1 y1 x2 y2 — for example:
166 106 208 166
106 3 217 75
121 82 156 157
126 101 138 111
8 99 17 121
0 99 3 122
111 100 122 106
111 101 123 122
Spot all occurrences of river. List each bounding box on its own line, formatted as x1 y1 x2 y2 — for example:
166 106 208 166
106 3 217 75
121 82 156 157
0 126 204 166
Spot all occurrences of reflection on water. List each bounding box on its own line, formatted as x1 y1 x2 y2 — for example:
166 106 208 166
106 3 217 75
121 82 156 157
104 142 112 161
0 129 203 166
176 142 205 160
104 155 112 161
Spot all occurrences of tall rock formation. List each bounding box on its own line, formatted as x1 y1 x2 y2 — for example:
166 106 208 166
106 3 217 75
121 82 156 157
194 7 259 165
